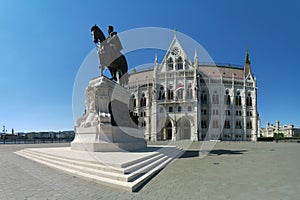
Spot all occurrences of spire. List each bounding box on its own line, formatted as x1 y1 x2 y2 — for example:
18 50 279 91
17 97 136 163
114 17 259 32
245 48 251 65
153 53 158 79
244 48 252 77
154 53 158 65
194 49 198 66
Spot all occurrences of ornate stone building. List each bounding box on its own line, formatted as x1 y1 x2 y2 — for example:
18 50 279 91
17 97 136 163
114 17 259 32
260 120 300 138
127 35 259 141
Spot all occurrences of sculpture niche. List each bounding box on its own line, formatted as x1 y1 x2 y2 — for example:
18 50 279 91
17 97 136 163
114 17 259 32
91 24 128 85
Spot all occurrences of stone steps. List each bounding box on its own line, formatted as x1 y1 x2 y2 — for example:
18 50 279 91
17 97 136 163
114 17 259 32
15 146 183 191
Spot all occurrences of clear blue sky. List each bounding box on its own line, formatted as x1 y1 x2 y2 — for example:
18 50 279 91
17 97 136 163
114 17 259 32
0 0 299 132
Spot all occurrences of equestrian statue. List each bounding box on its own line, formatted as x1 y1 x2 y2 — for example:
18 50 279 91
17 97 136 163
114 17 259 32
91 24 128 85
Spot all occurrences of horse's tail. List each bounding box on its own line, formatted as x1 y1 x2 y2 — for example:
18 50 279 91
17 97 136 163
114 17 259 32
119 54 129 86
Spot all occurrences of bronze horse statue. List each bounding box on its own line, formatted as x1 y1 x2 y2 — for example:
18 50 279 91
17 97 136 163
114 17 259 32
91 24 128 84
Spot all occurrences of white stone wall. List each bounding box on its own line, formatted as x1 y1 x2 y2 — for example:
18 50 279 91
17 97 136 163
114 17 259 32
127 37 259 142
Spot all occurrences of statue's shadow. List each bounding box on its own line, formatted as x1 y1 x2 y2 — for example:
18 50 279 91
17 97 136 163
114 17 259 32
180 149 248 158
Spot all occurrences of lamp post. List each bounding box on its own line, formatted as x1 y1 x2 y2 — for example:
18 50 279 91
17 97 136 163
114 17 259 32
2 125 7 144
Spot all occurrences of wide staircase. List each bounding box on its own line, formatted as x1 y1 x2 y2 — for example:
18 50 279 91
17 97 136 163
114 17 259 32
15 145 184 192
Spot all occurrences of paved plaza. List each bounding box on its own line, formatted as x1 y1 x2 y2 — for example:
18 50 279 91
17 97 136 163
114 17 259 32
0 142 299 200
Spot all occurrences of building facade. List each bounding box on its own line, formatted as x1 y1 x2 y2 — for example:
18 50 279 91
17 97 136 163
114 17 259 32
127 35 259 141
260 120 300 138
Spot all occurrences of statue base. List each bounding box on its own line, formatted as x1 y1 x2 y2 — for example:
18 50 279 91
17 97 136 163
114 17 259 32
71 76 146 152
71 124 146 152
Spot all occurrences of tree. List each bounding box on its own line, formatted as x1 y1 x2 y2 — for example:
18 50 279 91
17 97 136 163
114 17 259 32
274 132 284 141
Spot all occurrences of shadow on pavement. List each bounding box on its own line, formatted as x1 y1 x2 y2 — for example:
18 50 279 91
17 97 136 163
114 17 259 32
180 149 248 158
209 149 247 155
180 150 200 158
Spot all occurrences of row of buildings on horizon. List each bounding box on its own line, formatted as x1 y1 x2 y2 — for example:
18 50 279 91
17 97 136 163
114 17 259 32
0 130 74 141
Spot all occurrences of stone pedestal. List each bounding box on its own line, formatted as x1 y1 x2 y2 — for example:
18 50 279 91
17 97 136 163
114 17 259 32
71 76 146 152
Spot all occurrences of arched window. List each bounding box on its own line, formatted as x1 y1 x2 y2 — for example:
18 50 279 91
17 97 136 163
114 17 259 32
246 121 252 129
201 120 207 128
158 85 165 100
131 95 136 108
159 107 164 113
212 91 219 104
177 89 184 100
169 106 173 112
213 109 219 115
225 110 230 116
235 120 242 129
141 120 146 128
178 106 182 112
225 90 231 105
140 111 146 117
246 92 252 106
176 56 183 70
235 90 241 106
213 119 219 128
201 90 207 105
186 83 193 99
167 85 174 100
167 57 173 71
224 120 231 129
140 93 146 107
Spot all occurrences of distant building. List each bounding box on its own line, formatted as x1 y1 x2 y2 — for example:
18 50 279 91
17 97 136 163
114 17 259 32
25 131 74 140
260 120 300 137
127 35 259 141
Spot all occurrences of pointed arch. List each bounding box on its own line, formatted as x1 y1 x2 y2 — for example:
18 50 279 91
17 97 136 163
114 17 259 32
176 56 183 70
177 117 191 140
167 57 173 71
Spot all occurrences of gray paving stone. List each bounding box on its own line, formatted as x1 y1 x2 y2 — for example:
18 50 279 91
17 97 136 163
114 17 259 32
0 142 300 199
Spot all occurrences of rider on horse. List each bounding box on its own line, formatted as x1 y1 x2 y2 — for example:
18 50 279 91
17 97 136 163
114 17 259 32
91 24 128 84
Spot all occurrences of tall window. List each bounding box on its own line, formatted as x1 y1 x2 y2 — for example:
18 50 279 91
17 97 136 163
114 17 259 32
246 92 253 106
132 95 136 108
159 107 164 113
212 91 219 104
140 93 147 107
225 110 231 116
201 90 207 105
186 83 193 99
224 120 231 129
167 57 173 71
167 85 174 100
140 111 146 117
176 56 183 70
201 120 207 128
158 86 165 100
178 106 182 112
213 109 219 115
247 111 253 116
235 120 242 129
246 121 253 129
169 106 173 112
213 120 219 128
225 90 231 105
177 89 184 100
236 110 242 116
141 120 146 128
235 90 242 106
